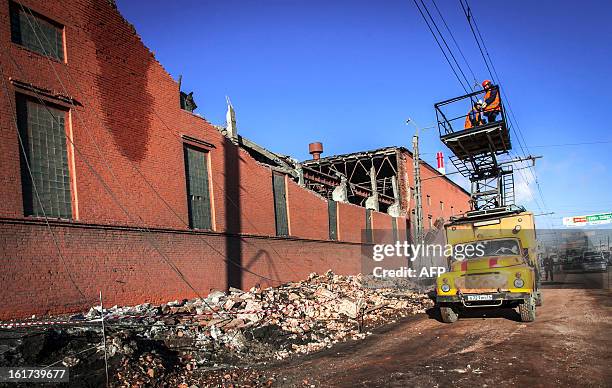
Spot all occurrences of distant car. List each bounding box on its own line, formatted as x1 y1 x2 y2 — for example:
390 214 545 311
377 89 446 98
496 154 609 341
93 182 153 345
602 251 611 266
580 251 608 273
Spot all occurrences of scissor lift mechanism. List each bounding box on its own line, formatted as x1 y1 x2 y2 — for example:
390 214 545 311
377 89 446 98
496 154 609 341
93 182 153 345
435 86 516 215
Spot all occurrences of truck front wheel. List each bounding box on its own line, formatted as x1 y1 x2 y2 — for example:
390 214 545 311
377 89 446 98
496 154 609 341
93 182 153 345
440 305 459 323
535 291 543 307
519 296 536 322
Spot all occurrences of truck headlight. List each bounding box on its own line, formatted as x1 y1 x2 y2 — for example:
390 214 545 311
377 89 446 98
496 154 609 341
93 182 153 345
441 284 451 292
514 278 524 288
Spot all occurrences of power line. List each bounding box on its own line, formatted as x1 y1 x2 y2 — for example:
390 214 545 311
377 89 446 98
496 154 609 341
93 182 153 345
14 2 291 287
457 0 495 83
0 67 89 302
458 0 554 228
412 0 470 94
4 48 229 317
530 140 612 148
36 0 298 280
430 0 478 87
417 0 473 89
415 0 550 224
7 5 285 321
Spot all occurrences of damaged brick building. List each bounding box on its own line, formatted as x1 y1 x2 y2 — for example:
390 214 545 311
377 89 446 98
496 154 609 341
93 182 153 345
0 0 470 319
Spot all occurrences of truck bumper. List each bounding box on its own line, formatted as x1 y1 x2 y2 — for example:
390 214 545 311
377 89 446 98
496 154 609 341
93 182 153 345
437 292 532 304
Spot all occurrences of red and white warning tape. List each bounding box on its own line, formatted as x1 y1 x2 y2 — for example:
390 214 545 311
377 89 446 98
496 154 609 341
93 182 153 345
0 320 84 328
0 294 348 329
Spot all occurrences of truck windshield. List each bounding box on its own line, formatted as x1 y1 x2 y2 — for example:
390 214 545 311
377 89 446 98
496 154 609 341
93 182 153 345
456 238 521 258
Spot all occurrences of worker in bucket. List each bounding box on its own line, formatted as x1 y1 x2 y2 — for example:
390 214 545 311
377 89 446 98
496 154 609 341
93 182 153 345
464 100 484 129
481 79 501 123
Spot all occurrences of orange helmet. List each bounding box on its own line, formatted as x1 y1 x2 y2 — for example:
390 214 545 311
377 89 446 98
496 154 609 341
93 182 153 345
482 79 492 87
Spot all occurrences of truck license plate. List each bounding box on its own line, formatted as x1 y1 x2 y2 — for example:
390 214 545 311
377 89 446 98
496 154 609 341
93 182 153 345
466 294 493 301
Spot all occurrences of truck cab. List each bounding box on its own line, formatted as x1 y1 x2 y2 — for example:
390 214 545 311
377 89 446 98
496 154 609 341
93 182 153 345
436 210 540 323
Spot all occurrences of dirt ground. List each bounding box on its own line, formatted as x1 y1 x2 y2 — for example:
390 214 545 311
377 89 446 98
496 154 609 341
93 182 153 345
265 275 611 387
1 271 609 387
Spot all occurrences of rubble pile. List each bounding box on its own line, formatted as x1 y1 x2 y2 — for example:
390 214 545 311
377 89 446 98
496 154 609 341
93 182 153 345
0 271 433 386
94 271 432 359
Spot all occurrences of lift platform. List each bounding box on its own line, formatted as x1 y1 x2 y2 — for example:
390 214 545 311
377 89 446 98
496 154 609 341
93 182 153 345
440 122 511 160
435 86 511 160
435 85 516 213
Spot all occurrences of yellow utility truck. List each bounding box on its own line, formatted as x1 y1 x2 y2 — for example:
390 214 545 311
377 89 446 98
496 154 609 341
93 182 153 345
436 209 541 323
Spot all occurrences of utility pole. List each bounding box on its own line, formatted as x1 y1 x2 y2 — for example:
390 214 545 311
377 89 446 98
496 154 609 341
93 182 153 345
407 119 424 245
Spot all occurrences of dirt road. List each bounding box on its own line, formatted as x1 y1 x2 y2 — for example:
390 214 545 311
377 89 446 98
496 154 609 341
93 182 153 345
268 282 611 387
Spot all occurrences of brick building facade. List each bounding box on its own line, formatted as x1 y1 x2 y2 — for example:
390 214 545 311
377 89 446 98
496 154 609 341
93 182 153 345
0 0 469 319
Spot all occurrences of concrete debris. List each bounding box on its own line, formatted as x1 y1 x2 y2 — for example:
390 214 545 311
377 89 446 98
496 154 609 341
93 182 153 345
0 271 433 386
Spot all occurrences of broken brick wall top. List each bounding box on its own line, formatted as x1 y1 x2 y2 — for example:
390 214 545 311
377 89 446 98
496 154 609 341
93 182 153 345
0 0 414 240
0 0 471 320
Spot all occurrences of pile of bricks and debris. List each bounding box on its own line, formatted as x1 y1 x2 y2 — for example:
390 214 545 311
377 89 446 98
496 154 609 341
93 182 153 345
0 271 433 386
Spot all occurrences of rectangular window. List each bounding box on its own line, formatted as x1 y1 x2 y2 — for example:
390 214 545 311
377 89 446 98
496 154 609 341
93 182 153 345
10 2 64 61
272 173 289 236
426 195 431 206
184 146 212 230
365 209 373 243
328 200 337 240
451 206 454 215
16 94 72 219
428 215 433 229
440 201 444 211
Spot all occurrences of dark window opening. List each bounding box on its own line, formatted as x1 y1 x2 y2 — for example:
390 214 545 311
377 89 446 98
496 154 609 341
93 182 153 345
273 173 289 236
10 2 64 61
328 200 337 240
184 146 212 230
365 208 373 243
405 218 411 244
180 91 197 112
16 94 71 219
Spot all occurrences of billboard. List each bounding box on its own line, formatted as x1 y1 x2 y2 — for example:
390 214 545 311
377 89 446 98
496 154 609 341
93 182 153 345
563 212 612 226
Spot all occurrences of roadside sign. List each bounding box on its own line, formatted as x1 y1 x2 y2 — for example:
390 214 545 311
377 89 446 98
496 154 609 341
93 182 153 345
563 212 612 226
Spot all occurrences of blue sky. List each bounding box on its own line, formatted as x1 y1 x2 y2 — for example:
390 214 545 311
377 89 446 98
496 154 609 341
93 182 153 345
116 0 611 228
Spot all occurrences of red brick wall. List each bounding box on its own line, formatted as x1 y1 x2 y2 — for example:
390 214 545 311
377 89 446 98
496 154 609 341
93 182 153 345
371 211 392 244
286 179 329 240
399 151 471 229
0 0 275 233
337 203 366 243
0 0 472 319
0 220 364 320
397 215 409 241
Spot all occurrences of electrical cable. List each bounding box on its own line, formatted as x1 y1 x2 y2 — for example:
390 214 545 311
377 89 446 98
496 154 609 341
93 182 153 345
17 1 302 284
412 0 470 94
458 0 555 228
430 0 478 87
418 0 473 89
0 67 89 302
3 24 230 319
